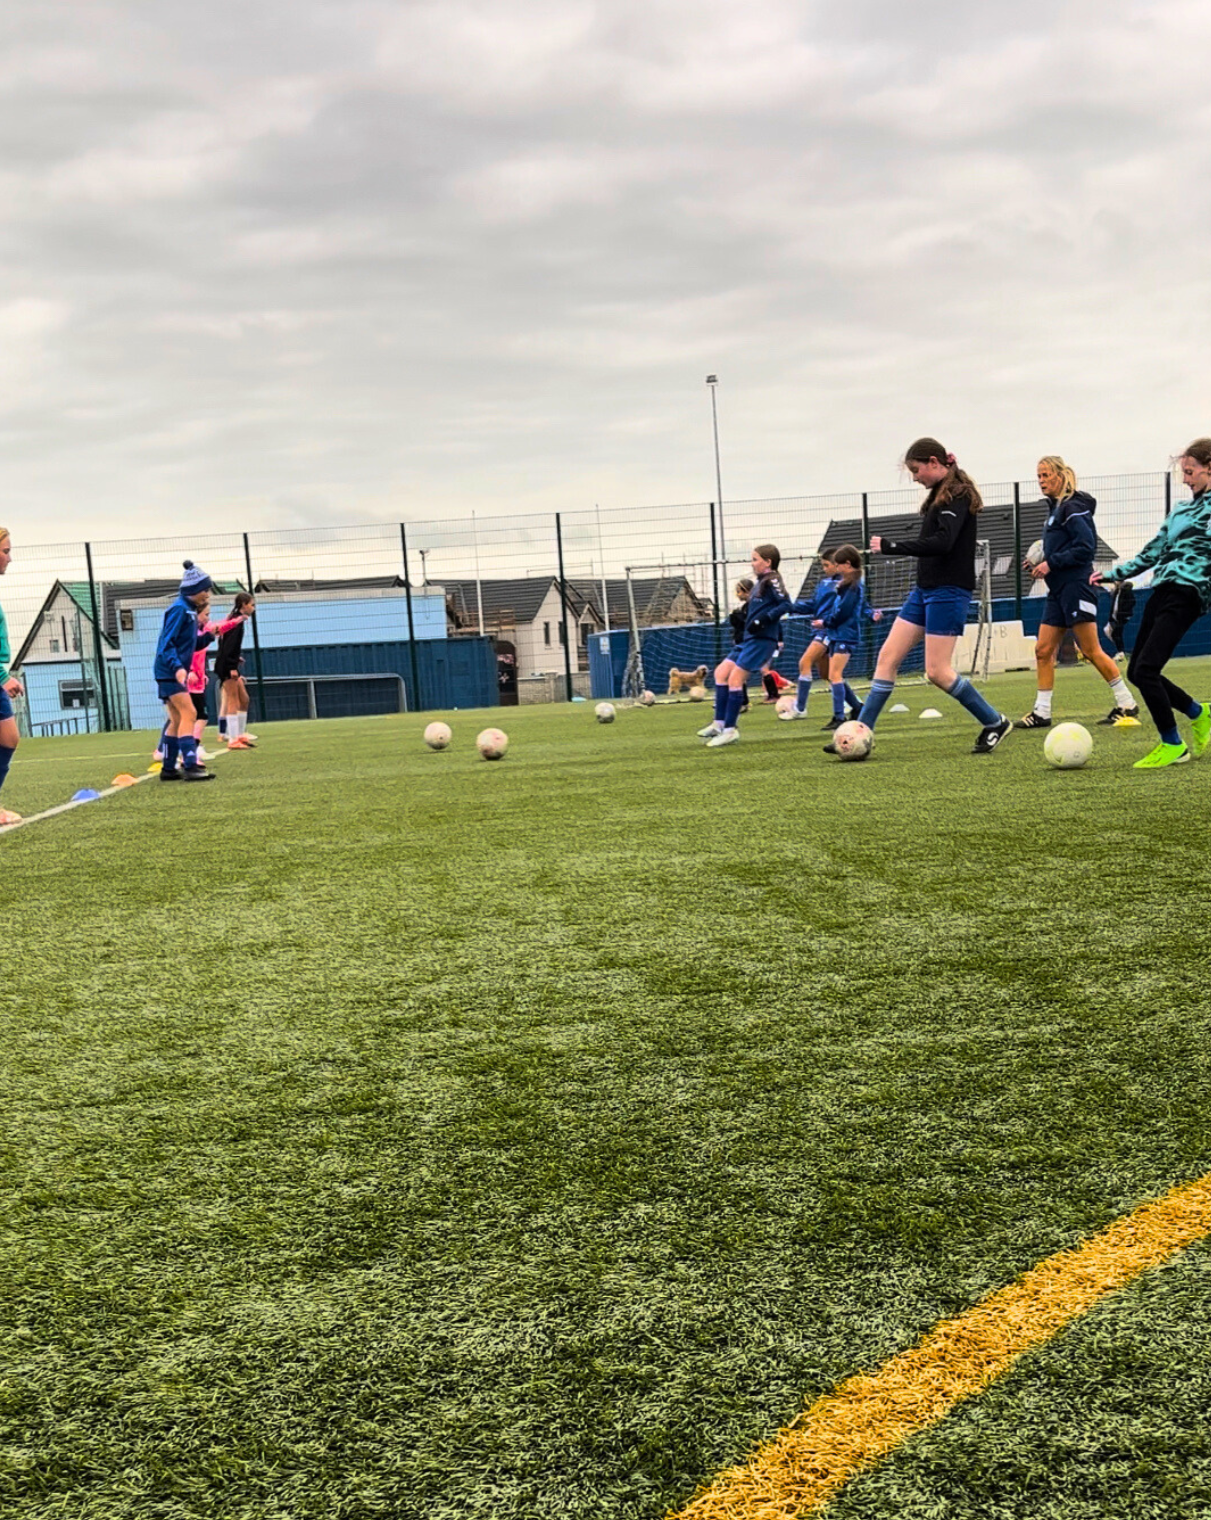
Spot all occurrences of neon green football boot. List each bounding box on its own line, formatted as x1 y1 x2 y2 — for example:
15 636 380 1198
1190 703 1211 757
1133 741 1191 770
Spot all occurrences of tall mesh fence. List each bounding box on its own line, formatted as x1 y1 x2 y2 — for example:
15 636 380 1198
2 470 1175 731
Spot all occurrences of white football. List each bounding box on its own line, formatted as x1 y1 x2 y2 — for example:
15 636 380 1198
833 720 874 760
640 690 656 706
476 727 509 760
688 684 708 702
1025 538 1045 567
775 693 798 715
423 722 452 750
1043 721 1092 769
595 702 616 723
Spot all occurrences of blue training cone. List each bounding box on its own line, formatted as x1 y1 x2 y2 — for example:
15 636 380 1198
72 788 102 802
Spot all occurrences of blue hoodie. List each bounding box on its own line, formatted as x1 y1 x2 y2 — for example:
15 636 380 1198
1041 490 1097 587
154 595 199 681
744 569 792 639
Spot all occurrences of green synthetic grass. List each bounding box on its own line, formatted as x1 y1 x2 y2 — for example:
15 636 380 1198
2 663 1210 1519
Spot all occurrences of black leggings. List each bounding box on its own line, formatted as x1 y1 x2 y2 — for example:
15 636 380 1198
1126 583 1203 735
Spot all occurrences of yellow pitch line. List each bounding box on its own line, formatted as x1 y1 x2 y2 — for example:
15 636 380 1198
671 1173 1211 1520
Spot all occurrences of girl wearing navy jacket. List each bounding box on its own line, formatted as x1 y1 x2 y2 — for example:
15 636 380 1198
812 545 879 730
154 561 216 782
1014 457 1138 730
847 438 1011 756
698 545 791 747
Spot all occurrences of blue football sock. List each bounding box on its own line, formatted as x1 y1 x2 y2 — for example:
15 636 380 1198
724 687 745 729
713 684 728 723
1183 698 1203 720
844 682 861 713
1161 725 1182 746
858 678 895 730
218 716 228 735
0 743 13 795
796 676 813 712
947 676 1001 727
830 682 846 719
163 736 180 772
179 736 198 769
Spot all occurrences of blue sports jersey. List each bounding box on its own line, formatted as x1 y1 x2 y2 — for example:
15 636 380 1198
154 595 199 681
744 569 792 639
822 580 862 644
1041 490 1097 588
792 570 840 622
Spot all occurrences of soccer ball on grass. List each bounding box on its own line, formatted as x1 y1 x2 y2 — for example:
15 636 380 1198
1043 722 1092 769
423 722 452 750
595 702 616 723
833 720 874 761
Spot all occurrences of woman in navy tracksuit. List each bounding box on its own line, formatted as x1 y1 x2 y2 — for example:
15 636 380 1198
698 545 791 747
1014 456 1139 730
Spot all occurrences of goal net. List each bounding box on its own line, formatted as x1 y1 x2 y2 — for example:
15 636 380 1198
619 545 992 698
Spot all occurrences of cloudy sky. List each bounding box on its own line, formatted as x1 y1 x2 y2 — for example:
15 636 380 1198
1 0 1208 546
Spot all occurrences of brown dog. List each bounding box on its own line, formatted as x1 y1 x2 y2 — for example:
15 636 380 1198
667 665 708 695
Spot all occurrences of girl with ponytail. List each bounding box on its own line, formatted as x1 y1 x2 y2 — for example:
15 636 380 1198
832 438 1012 757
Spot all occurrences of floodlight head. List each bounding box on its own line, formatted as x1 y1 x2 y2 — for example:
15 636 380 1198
705 374 717 385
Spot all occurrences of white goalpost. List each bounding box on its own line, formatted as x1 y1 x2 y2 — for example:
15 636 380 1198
619 545 993 699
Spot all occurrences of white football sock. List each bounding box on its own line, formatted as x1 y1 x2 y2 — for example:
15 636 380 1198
1035 689 1053 718
1109 676 1133 708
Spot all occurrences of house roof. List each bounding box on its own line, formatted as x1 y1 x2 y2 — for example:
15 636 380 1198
566 577 712 626
440 577 593 629
253 575 406 593
797 501 1119 606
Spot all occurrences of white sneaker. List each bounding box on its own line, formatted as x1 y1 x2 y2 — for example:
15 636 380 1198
696 722 723 738
778 708 806 721
197 745 211 761
706 727 740 747
242 733 258 745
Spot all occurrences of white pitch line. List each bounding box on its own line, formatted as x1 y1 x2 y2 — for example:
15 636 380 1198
0 749 232 838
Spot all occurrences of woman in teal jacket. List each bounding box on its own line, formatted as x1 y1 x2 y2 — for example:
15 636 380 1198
1095 438 1211 768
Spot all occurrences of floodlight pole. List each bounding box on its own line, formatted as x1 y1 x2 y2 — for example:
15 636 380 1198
706 375 725 569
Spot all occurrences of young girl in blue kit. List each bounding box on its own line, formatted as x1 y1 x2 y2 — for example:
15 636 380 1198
154 561 217 782
697 545 791 747
810 545 880 730
779 553 838 722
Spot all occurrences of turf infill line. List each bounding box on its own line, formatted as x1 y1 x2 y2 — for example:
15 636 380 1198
671 1173 1211 1520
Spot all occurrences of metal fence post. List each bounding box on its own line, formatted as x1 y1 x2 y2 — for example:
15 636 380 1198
1164 469 1172 517
709 502 722 662
84 542 113 732
1013 482 1023 621
400 523 422 713
242 533 268 725
860 491 870 553
555 513 573 702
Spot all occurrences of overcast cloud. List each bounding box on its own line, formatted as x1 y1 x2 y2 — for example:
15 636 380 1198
1 0 1208 542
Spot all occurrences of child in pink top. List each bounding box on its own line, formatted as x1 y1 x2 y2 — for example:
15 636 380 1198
186 598 247 759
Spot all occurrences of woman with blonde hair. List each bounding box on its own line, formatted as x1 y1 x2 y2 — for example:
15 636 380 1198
1015 456 1139 729
0 527 23 824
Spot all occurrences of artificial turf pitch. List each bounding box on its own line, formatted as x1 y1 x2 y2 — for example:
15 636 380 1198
3 661 1211 1519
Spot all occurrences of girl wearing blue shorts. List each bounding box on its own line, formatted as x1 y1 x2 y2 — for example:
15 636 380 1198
842 438 1011 756
154 561 217 782
698 545 791 747
0 527 25 825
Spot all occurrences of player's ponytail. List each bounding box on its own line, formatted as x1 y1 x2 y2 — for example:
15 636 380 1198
1038 455 1077 501
904 437 984 515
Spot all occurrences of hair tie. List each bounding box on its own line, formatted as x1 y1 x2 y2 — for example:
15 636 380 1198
945 453 956 466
